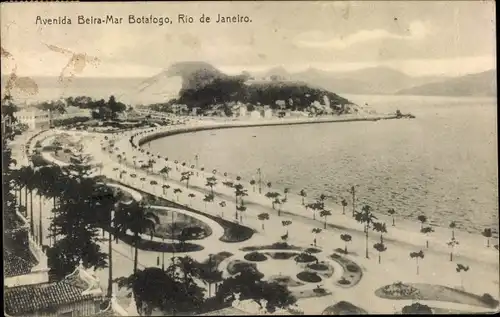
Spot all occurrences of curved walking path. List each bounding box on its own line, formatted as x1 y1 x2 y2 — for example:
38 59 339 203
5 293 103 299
23 126 500 315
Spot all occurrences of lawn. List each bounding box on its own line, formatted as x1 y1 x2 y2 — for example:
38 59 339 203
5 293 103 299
147 207 213 240
131 189 255 243
240 242 303 252
375 282 500 309
329 252 363 288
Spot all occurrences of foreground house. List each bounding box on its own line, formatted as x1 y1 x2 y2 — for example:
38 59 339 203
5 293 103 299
4 206 126 317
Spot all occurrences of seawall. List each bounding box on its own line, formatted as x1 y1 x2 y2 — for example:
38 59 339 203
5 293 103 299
135 114 402 146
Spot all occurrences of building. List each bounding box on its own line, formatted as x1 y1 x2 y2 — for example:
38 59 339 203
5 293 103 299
263 108 273 119
250 110 261 120
14 107 51 130
239 104 248 117
4 206 127 317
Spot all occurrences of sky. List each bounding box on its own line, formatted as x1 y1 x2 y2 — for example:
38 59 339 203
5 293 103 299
0 1 496 79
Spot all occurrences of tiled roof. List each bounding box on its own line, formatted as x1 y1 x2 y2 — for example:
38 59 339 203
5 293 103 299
198 307 248 316
3 246 39 278
4 280 94 316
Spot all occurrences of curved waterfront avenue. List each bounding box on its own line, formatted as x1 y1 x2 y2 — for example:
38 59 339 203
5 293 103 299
23 124 500 315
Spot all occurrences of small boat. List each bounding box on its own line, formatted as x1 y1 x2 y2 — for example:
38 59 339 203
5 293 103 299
252 135 256 138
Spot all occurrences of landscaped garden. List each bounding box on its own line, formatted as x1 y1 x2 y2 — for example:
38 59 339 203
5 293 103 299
147 207 213 241
329 252 363 288
132 188 256 243
375 282 500 309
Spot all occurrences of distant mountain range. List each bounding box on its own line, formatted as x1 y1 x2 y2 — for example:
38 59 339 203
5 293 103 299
395 69 496 97
252 66 496 96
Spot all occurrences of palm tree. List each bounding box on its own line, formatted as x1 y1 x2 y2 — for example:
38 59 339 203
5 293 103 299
162 184 170 196
283 188 290 200
319 209 332 229
257 213 269 230
234 183 248 211
372 222 388 243
340 233 352 254
173 188 182 202
299 189 307 206
349 185 356 217
218 201 226 218
114 201 160 273
274 197 282 216
265 192 280 210
180 171 193 189
388 208 396 226
421 226 434 248
236 200 247 223
188 193 196 206
449 221 457 240
250 179 256 192
447 238 459 262
160 166 172 179
306 202 320 220
456 263 470 290
355 205 378 259
312 228 321 246
410 250 425 275
341 198 348 215
203 194 214 213
417 215 427 230
482 228 492 247
282 220 292 236
373 242 387 264
205 176 217 196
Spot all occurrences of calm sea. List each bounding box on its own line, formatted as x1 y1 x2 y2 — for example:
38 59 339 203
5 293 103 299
147 94 499 234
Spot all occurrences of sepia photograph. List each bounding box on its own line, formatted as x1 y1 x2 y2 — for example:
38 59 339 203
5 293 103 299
1 1 498 316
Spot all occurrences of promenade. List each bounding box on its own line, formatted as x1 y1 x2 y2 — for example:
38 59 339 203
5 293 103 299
17 124 500 315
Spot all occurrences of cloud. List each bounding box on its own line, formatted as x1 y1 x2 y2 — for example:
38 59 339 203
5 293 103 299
295 20 429 49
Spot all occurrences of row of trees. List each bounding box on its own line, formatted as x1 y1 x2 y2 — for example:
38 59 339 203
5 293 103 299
116 256 296 316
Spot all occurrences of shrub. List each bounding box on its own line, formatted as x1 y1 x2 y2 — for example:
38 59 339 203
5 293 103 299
244 252 267 262
401 302 433 315
271 242 290 249
346 264 359 273
296 271 322 283
313 287 327 295
304 247 322 254
338 278 351 285
295 252 317 263
307 263 329 271
271 252 298 260
480 293 499 308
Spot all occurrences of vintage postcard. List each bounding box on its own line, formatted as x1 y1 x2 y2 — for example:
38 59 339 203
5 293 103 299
1 1 498 316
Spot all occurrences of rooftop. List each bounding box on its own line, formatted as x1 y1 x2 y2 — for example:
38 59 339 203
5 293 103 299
3 230 39 278
4 280 94 316
198 307 248 316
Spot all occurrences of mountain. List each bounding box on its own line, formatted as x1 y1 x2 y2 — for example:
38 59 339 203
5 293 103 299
144 61 357 112
252 66 450 95
396 70 497 97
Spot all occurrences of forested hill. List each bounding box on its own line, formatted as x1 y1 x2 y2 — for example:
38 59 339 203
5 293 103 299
158 62 355 111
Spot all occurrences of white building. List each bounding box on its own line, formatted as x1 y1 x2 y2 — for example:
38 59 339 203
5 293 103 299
15 107 51 130
263 108 273 119
239 104 248 117
250 110 261 120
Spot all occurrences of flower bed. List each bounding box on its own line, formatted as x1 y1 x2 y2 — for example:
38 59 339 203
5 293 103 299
375 282 500 309
294 252 317 263
267 275 305 287
296 271 322 283
329 253 363 288
266 252 300 260
243 251 268 262
240 242 303 252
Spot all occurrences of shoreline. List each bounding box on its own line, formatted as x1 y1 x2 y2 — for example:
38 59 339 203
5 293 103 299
136 113 405 146
129 116 498 241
